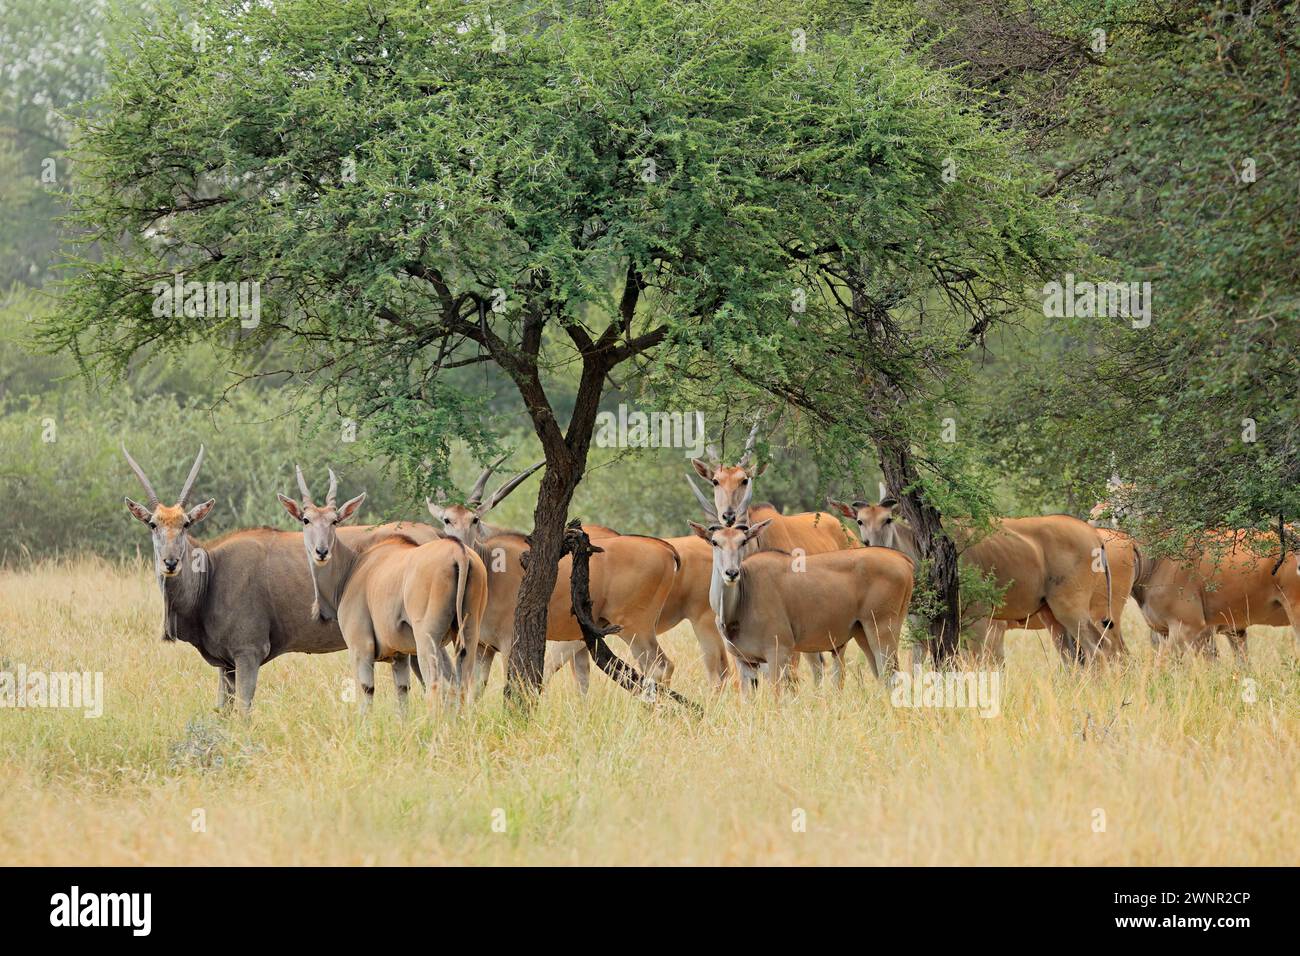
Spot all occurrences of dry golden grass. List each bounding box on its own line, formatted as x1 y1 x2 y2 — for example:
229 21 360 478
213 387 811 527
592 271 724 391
1 557 1297 865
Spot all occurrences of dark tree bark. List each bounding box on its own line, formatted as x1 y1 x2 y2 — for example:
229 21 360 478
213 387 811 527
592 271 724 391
876 435 962 661
445 268 665 707
508 460 580 699
853 282 963 663
563 521 701 715
505 353 607 704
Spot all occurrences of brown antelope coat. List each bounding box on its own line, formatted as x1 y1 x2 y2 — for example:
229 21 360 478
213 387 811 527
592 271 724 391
280 473 488 710
471 531 680 687
1133 530 1300 661
690 521 913 689
425 461 680 691
682 422 859 685
832 501 1116 663
122 447 441 712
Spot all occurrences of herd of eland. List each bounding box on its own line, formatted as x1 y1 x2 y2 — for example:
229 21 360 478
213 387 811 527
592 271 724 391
120 423 1300 713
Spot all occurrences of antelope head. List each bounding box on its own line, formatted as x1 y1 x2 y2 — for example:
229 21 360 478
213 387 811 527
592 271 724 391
689 518 772 586
1090 475 1138 528
123 445 215 578
426 455 543 549
277 466 366 565
828 497 900 547
689 418 767 527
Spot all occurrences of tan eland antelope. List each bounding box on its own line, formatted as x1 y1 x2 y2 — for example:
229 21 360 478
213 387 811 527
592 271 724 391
828 498 1117 664
279 468 487 712
677 420 858 685
425 459 679 693
687 518 913 691
1130 529 1300 662
1089 488 1293 661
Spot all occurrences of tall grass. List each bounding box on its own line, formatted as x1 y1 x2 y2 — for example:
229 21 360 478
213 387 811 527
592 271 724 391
1 559 1296 865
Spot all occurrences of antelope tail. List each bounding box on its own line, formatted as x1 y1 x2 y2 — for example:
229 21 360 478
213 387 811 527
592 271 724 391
452 541 470 654
1098 534 1114 635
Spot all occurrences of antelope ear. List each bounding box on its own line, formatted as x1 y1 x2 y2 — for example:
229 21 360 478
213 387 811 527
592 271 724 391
826 498 855 519
690 458 714 481
277 493 304 522
426 498 445 521
336 492 367 523
125 497 153 525
753 460 769 477
186 498 216 525
879 497 899 510
688 520 713 542
744 517 774 540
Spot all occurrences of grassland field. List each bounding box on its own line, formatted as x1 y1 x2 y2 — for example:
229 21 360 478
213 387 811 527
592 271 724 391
1 557 1297 865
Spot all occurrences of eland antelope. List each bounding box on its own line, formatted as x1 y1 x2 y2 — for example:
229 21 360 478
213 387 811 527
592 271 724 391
1130 530 1300 662
121 446 432 712
425 459 679 693
688 518 913 690
829 498 1117 664
1089 489 1296 661
279 468 488 712
679 419 857 685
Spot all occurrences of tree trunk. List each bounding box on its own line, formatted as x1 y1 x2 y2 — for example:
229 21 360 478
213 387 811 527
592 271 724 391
504 351 610 705
505 454 579 704
876 437 962 662
852 277 962 663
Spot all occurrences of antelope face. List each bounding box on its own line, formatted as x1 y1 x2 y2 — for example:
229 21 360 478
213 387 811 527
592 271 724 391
125 500 215 577
427 501 483 548
689 519 771 586
426 458 543 548
278 485 366 566
690 460 766 527
829 498 898 547
122 445 213 578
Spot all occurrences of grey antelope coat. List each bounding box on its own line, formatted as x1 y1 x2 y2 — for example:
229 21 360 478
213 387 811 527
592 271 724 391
122 444 438 711
154 523 437 710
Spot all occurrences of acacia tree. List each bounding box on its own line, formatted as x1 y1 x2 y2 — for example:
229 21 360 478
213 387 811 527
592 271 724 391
50 0 1069 684
923 0 1300 557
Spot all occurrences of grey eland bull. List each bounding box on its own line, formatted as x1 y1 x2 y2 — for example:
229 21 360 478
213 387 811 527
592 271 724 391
121 446 433 712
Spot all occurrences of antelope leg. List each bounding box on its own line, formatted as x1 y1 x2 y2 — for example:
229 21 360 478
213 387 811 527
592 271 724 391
233 655 261 715
216 665 235 712
392 654 412 717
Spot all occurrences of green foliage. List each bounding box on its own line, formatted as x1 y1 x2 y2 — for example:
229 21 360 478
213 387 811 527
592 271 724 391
958 0 1300 550
45 0 1069 546
0 0 134 287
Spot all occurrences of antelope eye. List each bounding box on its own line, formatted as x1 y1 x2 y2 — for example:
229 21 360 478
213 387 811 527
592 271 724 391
148 522 157 531
857 519 863 525
472 517 479 524
183 520 191 529
301 517 309 525
712 479 719 486
741 478 748 485
885 518 893 524
444 518 450 524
